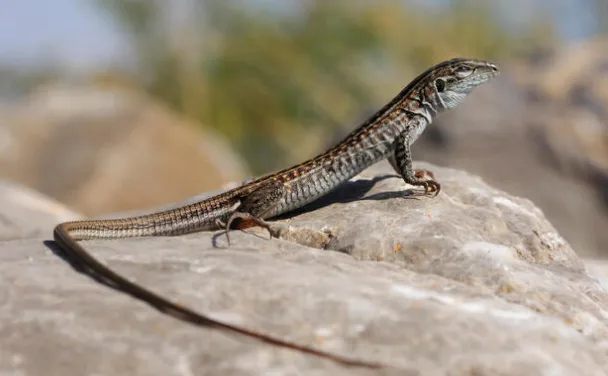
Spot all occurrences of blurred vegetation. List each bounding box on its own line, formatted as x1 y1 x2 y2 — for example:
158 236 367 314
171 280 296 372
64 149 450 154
597 0 608 34
40 1 569 172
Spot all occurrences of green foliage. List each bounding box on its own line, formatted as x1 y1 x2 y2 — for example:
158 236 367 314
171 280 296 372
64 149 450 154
94 0 557 173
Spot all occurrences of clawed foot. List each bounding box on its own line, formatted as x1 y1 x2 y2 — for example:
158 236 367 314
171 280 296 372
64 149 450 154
222 212 273 245
411 169 441 197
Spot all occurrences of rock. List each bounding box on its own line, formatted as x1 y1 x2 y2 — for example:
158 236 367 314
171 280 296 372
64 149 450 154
411 39 608 257
0 180 80 241
0 84 249 217
525 38 608 203
531 38 608 104
584 259 608 291
2 162 608 375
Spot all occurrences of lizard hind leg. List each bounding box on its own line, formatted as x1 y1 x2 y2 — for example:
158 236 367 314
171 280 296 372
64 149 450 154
223 181 285 244
223 212 273 245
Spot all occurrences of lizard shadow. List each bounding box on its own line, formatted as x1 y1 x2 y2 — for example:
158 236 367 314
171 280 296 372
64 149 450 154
273 173 420 220
209 174 412 246
44 240 126 290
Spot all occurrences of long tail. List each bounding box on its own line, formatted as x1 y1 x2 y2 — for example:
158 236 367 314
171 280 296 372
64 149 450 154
53 223 385 368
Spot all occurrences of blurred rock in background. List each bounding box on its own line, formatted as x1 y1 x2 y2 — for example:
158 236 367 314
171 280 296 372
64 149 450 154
526 38 608 203
0 84 248 216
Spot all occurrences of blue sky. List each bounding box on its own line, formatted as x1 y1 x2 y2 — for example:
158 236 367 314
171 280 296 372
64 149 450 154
0 0 126 69
0 0 602 71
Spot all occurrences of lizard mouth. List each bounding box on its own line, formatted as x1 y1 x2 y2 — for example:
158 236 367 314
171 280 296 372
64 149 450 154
488 62 500 76
470 64 500 86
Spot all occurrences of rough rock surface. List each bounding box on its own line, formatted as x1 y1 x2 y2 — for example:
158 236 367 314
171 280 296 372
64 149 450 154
585 260 608 292
2 162 608 375
0 84 249 216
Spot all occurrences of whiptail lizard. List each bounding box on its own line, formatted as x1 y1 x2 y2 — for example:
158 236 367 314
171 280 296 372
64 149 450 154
53 58 499 368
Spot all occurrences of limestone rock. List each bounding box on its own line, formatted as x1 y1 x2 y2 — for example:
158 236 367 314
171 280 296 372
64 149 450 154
0 84 249 216
585 259 608 291
1 162 607 375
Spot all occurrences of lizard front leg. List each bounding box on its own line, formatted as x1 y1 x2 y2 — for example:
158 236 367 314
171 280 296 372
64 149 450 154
390 130 441 197
223 181 285 244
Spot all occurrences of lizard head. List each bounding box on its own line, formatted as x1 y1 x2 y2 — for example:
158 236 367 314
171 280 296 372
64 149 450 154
433 58 500 110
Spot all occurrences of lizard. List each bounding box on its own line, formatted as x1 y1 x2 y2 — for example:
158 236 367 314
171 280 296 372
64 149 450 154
53 57 499 368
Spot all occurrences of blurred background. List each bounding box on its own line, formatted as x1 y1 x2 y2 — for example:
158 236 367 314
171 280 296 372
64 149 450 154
0 0 606 256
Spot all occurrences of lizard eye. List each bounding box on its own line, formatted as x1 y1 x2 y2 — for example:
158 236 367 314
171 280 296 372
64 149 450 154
454 65 473 78
435 78 446 92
